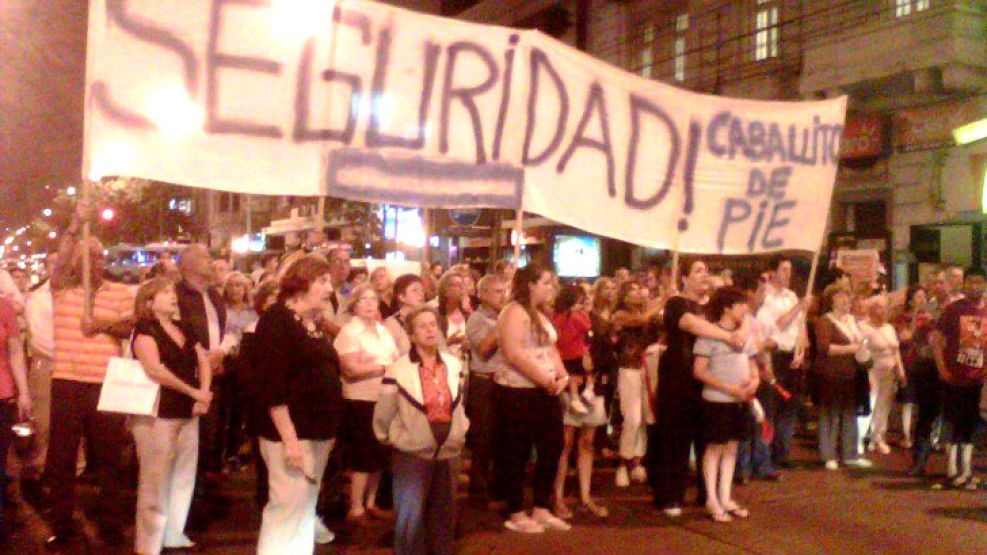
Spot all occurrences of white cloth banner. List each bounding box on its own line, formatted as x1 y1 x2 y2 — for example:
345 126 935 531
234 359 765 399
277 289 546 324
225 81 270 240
84 0 846 254
97 356 161 416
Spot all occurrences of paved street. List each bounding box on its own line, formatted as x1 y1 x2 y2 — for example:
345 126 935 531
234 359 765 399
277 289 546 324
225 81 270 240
5 434 987 554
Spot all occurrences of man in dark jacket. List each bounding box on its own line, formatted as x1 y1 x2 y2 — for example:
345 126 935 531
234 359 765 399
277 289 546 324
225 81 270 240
176 245 228 508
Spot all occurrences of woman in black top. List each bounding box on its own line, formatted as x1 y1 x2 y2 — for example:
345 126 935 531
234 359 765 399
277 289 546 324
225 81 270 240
131 277 212 555
254 254 342 555
646 259 745 517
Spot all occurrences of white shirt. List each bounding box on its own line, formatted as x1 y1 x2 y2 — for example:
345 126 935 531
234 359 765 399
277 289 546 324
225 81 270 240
201 290 222 350
25 281 54 359
334 317 400 401
756 284 802 352
858 321 900 372
322 289 351 330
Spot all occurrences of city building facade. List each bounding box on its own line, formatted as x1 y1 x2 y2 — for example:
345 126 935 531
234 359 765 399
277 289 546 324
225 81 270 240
450 0 987 283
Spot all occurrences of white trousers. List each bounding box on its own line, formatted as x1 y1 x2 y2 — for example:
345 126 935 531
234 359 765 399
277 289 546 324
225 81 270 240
131 415 199 555
618 368 648 459
869 365 897 442
257 438 334 555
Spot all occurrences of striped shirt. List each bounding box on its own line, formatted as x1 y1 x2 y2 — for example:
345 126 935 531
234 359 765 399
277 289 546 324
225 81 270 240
53 281 135 383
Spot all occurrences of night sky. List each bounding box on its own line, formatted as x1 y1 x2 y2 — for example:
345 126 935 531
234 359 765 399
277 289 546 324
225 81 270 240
0 0 88 230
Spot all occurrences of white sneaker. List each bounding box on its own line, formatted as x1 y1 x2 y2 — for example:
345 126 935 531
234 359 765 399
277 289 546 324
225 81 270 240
533 512 572 531
504 515 545 534
315 518 335 544
615 466 630 487
824 460 839 471
845 458 873 469
663 506 683 518
569 396 589 415
581 386 596 403
951 473 972 488
630 465 648 484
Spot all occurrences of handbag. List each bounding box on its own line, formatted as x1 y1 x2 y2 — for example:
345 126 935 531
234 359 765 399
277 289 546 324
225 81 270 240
97 356 161 416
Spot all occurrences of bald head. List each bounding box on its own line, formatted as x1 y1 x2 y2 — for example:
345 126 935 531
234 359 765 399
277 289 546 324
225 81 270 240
178 244 212 286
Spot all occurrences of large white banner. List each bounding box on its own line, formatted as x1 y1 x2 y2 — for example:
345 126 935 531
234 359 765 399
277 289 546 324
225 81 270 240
84 0 846 254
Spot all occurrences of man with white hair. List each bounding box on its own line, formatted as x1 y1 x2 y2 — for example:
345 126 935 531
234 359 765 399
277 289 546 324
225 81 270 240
176 245 228 511
465 274 509 499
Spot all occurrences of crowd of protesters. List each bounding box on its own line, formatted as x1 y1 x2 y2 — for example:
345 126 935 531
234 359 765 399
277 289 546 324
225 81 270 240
0 203 985 554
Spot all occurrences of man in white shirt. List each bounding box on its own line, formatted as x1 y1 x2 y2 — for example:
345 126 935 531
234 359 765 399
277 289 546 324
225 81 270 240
20 254 57 503
755 256 809 468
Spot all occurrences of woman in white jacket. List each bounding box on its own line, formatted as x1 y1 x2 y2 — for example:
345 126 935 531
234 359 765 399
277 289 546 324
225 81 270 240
373 305 469 555
858 295 906 454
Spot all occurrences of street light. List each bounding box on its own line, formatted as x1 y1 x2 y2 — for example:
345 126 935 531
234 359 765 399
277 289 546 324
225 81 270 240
954 118 987 146
42 208 52 217
48 231 57 239
101 208 115 221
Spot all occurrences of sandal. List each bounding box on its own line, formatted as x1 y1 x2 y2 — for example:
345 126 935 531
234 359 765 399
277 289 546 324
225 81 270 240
553 503 573 520
705 505 733 523
708 510 733 523
723 504 750 519
580 500 609 518
964 477 980 491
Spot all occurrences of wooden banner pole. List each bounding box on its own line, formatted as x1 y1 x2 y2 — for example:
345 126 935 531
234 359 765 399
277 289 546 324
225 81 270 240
794 248 822 366
81 180 92 321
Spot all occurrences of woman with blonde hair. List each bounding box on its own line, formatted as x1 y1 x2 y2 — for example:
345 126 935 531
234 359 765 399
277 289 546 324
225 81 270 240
335 283 401 524
370 266 396 319
435 271 471 359
219 271 258 470
858 295 906 455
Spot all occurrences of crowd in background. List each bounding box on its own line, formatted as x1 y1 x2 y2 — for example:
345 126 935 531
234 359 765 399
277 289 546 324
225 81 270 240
0 203 984 554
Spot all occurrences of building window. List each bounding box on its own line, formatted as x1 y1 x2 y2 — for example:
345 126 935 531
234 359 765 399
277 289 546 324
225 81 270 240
674 14 688 82
755 0 778 61
638 22 655 79
895 0 930 17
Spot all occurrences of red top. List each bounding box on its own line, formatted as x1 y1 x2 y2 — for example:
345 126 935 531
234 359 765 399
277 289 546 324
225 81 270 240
0 297 19 399
552 310 592 361
937 297 987 386
419 358 452 423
